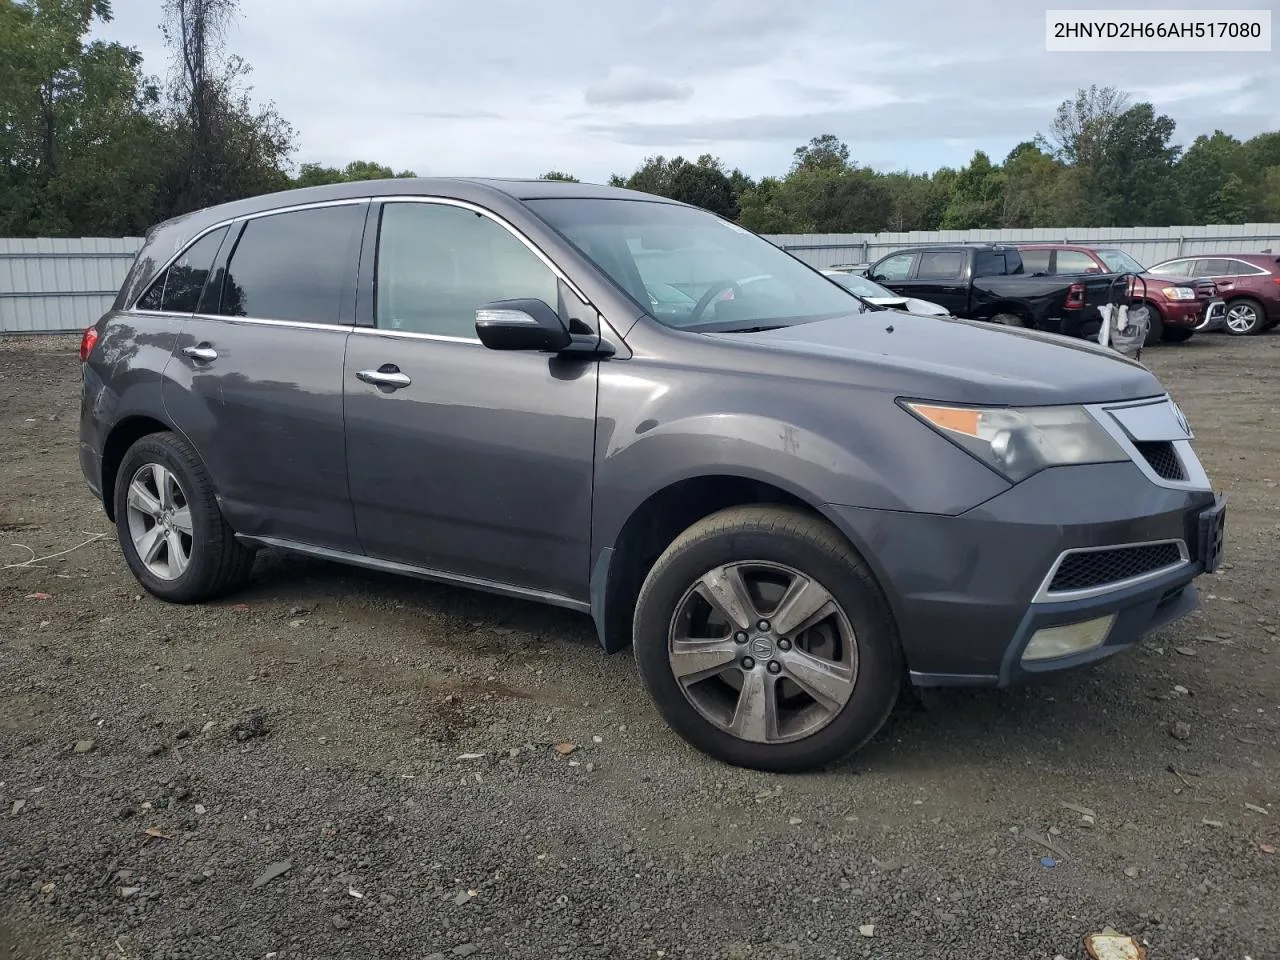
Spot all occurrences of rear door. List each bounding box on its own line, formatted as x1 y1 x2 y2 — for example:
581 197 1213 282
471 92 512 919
163 201 369 552
911 249 969 314
342 198 599 602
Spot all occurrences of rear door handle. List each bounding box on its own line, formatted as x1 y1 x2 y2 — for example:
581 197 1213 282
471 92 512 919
182 345 218 362
356 366 412 389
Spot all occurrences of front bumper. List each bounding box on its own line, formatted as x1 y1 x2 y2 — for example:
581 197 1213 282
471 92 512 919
1195 300 1227 331
823 452 1222 687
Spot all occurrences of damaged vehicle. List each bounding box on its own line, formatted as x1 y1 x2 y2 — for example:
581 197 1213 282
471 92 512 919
79 179 1227 772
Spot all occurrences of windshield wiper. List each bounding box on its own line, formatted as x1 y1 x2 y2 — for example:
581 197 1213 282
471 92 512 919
720 324 789 333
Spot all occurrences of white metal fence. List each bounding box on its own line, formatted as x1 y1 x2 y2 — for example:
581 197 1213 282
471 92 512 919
0 237 144 335
4 224 1280 334
762 223 1280 270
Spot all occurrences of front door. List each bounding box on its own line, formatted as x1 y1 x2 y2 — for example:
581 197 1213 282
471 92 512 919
342 199 598 603
867 251 916 296
163 201 368 552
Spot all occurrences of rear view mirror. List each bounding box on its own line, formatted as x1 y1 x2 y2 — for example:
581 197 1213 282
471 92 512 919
475 299 572 352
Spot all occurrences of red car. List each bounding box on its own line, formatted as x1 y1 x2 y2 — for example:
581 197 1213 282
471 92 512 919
1016 244 1225 345
1146 253 1280 336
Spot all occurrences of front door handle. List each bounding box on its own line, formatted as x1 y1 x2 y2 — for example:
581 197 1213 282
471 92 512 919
357 366 412 389
182 344 218 362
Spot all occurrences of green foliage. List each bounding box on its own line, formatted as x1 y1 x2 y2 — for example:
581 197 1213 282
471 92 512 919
539 170 578 182
295 160 416 187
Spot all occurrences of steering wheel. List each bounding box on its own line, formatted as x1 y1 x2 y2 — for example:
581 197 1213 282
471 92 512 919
688 279 743 324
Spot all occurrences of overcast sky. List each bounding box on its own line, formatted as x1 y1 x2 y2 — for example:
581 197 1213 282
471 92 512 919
99 0 1278 182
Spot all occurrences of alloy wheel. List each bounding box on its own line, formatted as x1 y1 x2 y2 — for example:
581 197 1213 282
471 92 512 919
125 463 194 580
1225 303 1260 334
667 561 858 744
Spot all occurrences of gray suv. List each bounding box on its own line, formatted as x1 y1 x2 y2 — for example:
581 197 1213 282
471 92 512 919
78 178 1227 772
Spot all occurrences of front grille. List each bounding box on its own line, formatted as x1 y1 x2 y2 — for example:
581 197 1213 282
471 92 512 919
1049 542 1185 593
1135 441 1186 480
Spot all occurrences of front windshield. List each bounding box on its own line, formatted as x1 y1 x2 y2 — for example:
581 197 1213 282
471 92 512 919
828 273 897 298
525 198 866 331
1096 249 1147 274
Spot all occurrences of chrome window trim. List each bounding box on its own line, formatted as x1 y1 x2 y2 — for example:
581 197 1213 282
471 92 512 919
1031 538 1191 604
187 313 352 333
348 326 482 346
124 198 371 313
1224 259 1269 276
1084 395 1212 492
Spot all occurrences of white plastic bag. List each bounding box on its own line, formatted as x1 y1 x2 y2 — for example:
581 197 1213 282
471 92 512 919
1098 303 1148 358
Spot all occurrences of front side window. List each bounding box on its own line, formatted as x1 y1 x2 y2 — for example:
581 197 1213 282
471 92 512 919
916 251 965 280
135 227 228 313
1055 249 1101 274
216 205 365 323
375 202 559 338
870 253 915 283
1146 259 1190 277
527 198 864 331
1095 249 1147 274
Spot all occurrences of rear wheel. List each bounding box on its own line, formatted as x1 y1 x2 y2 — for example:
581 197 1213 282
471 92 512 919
1224 298 1266 336
632 505 902 772
114 432 256 603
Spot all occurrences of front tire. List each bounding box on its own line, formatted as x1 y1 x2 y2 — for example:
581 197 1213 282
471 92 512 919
1224 298 1266 336
1142 305 1165 346
113 431 255 603
1161 326 1194 343
632 505 903 772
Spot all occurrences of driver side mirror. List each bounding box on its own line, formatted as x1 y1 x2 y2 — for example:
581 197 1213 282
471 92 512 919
475 299 572 353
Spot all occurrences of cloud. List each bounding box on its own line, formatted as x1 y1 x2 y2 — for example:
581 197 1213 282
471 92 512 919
584 66 693 106
91 0 1280 182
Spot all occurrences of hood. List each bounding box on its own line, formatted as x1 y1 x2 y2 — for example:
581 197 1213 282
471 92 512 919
706 310 1164 407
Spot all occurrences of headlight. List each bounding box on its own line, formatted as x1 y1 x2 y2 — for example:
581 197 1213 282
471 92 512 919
1161 286 1196 301
903 401 1128 482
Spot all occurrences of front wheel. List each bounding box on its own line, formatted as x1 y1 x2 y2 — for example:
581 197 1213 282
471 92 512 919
1161 326 1195 343
632 505 902 772
113 431 256 603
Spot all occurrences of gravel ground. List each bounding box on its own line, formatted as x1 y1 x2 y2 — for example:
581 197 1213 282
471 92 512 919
1 331 1278 960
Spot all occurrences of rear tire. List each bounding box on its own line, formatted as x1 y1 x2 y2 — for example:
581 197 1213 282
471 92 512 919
1224 298 1266 336
113 431 255 603
991 312 1026 328
632 505 903 773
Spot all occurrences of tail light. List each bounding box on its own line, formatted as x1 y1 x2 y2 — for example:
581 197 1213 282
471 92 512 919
79 326 99 363
1272 276 1280 286
1064 283 1086 310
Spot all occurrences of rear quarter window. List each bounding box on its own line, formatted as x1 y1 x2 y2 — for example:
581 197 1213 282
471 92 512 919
135 227 229 313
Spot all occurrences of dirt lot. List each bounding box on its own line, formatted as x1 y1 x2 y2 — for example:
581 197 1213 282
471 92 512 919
1 331 1277 960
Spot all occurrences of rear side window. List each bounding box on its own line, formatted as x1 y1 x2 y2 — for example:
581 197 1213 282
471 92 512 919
135 227 229 313
374 202 558 338
215 205 365 323
972 250 1008 277
1192 259 1231 277
916 251 965 280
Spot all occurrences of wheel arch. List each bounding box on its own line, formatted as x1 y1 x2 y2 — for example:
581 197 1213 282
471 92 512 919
100 415 177 521
589 472 887 654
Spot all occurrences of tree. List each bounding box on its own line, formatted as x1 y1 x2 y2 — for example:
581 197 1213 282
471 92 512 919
1177 131 1248 223
293 160 415 188
0 0 173 235
160 0 294 213
539 170 578 182
1091 103 1182 226
790 134 851 173
940 151 1005 229
1041 84 1131 165
609 154 739 217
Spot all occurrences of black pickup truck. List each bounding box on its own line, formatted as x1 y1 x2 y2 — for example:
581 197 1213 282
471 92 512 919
863 244 1115 338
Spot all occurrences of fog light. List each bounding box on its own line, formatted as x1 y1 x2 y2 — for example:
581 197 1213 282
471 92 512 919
1021 615 1116 663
